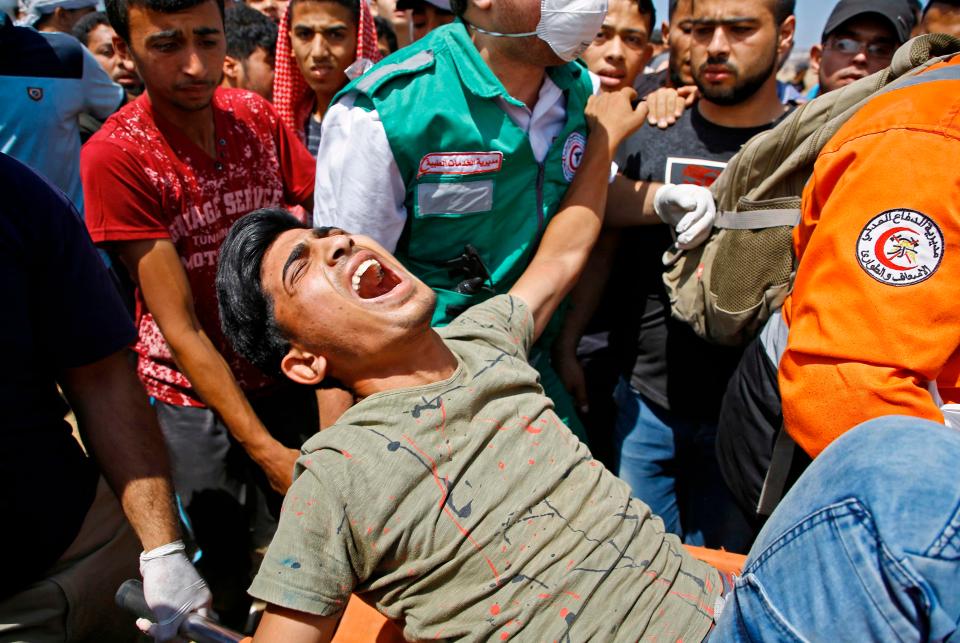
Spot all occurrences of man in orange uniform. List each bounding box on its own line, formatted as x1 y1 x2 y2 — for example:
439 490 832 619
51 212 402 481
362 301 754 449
779 53 960 453
716 51 960 526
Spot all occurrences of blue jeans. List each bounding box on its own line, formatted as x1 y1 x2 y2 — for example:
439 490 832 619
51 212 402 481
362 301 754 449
712 416 960 641
613 378 753 552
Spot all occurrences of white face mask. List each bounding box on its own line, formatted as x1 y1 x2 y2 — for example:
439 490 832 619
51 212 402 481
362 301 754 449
471 0 608 63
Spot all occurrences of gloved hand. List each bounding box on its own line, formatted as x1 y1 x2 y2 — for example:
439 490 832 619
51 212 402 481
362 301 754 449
653 183 717 249
137 540 212 642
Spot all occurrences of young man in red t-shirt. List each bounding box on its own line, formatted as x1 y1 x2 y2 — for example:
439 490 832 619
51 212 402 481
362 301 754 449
81 0 318 624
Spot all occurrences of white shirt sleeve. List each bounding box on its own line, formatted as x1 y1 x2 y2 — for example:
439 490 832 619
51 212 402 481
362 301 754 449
313 95 407 252
80 46 124 120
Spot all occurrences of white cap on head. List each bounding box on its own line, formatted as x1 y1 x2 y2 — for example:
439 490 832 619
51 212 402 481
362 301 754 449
16 0 97 26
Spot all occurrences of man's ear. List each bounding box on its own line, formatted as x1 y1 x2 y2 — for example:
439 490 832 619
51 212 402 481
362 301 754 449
778 15 796 59
809 43 822 75
52 6 68 28
223 55 241 85
639 42 654 69
281 347 328 386
470 0 491 14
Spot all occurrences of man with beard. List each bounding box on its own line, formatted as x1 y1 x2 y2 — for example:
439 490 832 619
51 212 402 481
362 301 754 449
563 0 796 553
633 0 694 97
80 0 317 624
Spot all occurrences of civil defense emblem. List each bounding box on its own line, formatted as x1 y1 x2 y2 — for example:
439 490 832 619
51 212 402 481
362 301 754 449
856 209 944 286
27 87 43 102
561 132 586 183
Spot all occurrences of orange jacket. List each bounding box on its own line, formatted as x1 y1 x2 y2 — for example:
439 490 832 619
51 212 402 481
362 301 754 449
780 56 960 458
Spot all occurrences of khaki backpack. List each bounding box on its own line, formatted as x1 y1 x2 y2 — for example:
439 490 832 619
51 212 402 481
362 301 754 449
662 34 960 348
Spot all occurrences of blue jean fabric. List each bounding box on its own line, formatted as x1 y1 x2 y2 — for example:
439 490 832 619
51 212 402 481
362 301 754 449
712 416 960 641
613 378 753 552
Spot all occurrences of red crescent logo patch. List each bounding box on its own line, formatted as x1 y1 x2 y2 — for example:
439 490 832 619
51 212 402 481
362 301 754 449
856 210 943 286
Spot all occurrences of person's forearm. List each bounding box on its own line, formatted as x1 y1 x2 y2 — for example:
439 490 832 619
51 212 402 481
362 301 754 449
254 604 341 643
61 351 180 551
522 133 618 335
164 325 279 455
556 231 620 353
512 89 649 339
604 176 662 227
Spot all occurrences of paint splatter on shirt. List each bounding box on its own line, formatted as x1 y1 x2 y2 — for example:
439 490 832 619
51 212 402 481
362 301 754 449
82 88 315 406
250 295 720 642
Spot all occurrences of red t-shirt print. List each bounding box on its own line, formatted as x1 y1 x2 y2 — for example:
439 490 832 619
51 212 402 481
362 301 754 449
82 88 316 407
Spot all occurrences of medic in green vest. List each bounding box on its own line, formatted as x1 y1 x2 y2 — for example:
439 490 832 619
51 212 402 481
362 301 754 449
316 0 610 440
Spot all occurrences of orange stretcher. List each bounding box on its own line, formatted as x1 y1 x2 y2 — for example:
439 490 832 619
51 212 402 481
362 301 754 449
131 546 746 642
328 545 747 642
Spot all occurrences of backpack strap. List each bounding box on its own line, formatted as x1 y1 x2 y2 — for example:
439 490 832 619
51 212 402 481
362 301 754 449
757 424 796 516
755 311 792 516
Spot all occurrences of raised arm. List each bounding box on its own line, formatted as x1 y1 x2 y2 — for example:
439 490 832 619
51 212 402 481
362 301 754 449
510 88 649 341
604 174 663 227
116 239 301 493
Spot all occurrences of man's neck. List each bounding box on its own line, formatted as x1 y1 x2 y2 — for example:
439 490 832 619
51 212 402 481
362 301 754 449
697 76 786 129
348 329 459 399
314 91 336 120
473 34 546 110
148 89 217 157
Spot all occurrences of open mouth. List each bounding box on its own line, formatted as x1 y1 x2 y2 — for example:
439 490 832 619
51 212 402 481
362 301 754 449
351 257 402 299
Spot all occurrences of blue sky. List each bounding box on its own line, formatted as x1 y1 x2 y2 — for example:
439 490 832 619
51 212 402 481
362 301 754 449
649 0 925 49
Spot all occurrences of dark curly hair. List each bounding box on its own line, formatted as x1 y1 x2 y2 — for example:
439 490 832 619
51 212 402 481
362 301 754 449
216 209 308 377
225 3 277 61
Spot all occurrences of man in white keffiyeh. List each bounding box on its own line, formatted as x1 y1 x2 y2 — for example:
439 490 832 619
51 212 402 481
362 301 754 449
17 0 97 31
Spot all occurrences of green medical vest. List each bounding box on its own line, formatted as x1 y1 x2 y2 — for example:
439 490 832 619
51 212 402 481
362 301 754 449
336 21 594 326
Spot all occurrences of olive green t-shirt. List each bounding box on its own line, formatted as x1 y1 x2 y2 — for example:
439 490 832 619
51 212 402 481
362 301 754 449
249 295 720 641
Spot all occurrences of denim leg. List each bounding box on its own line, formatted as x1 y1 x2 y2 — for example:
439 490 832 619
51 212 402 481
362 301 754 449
681 421 755 553
613 378 683 537
712 416 960 642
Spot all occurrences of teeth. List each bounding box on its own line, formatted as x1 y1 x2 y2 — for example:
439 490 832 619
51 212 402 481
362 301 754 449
351 259 381 292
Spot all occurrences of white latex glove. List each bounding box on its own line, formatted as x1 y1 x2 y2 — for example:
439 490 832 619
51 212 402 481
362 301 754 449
653 183 717 249
137 540 212 642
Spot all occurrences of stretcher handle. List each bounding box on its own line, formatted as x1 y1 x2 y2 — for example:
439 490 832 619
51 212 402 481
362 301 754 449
115 579 246 643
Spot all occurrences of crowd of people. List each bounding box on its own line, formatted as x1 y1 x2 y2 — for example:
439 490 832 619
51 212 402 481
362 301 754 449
1 0 959 640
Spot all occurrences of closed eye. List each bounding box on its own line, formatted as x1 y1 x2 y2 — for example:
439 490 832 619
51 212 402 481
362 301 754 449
283 241 309 290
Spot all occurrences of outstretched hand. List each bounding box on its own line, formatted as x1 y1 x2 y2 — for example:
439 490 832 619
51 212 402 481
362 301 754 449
585 87 650 156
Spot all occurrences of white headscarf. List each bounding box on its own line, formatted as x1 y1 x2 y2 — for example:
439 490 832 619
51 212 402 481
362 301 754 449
16 0 97 27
